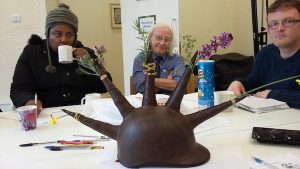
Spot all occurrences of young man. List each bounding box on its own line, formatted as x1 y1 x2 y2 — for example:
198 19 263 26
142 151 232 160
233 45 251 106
227 0 300 108
10 3 111 113
132 23 185 95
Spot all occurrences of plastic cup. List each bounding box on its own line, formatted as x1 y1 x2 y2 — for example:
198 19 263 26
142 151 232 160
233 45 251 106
16 105 37 131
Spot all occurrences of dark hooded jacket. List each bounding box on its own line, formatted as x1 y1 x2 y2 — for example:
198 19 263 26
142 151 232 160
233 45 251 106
10 35 111 108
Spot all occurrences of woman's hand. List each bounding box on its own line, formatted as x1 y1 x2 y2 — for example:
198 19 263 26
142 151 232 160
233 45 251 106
73 48 88 59
25 99 43 115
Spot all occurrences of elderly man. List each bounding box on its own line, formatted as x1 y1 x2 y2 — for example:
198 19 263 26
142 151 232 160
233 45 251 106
132 23 185 95
228 0 300 108
10 3 111 113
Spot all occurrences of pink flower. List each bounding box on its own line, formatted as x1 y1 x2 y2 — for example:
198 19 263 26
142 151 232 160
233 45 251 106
93 44 107 65
93 44 107 56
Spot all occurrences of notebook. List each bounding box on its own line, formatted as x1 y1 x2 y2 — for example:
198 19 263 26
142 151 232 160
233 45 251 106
235 96 289 113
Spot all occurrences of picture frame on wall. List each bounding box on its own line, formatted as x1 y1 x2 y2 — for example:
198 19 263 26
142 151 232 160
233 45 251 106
110 4 121 29
138 15 156 33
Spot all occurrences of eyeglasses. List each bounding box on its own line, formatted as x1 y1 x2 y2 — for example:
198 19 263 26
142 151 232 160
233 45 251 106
268 19 300 30
153 35 172 43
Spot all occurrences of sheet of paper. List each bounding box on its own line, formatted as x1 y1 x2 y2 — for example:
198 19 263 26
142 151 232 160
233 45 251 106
249 154 300 169
81 94 202 125
180 99 200 115
236 96 289 113
0 112 19 121
37 109 67 125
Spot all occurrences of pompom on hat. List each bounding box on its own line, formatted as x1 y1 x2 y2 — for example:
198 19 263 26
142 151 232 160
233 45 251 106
45 3 78 35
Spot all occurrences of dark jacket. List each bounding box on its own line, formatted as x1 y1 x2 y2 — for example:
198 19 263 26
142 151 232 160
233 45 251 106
239 44 300 109
10 35 111 108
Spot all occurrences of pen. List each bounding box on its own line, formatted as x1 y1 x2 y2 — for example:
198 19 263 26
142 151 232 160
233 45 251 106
19 140 95 147
45 145 104 151
59 140 94 145
73 134 110 141
19 141 56 147
252 157 278 169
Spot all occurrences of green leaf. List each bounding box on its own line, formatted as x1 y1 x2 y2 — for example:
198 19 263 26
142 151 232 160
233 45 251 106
132 19 150 64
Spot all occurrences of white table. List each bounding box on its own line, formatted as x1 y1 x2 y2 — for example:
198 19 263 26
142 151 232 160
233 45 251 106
0 93 299 169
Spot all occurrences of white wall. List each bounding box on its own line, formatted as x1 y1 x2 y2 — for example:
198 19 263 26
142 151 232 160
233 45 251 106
0 0 46 105
179 0 274 59
61 0 124 93
121 0 179 96
180 0 252 56
233 0 254 55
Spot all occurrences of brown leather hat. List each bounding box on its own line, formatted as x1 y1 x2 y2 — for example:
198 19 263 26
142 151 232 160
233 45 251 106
117 106 210 167
62 50 242 168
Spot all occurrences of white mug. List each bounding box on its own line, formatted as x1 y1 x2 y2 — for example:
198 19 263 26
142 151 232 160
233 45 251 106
81 93 101 105
214 91 235 112
58 45 73 64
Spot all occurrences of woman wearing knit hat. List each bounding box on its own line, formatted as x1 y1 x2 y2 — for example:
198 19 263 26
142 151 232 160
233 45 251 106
10 3 112 113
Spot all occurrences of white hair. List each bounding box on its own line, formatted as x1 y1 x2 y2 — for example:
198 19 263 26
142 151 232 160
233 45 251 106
148 23 176 56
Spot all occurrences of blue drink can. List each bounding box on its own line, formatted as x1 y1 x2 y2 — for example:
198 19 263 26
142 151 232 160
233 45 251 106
197 60 215 109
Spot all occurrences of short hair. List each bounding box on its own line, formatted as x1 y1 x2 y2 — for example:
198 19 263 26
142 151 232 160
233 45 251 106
267 0 300 15
148 23 176 56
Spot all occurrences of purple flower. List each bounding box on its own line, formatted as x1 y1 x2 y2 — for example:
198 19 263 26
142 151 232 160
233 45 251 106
199 44 212 59
218 32 233 48
210 40 218 53
198 32 233 60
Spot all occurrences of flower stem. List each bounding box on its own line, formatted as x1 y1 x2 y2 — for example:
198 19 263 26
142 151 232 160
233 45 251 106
238 74 300 98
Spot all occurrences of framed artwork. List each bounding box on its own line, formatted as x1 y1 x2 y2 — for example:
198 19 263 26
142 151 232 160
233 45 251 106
110 4 121 29
138 15 156 33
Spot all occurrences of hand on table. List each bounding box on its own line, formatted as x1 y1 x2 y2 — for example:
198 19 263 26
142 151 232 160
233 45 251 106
227 81 246 96
253 90 271 99
228 80 271 99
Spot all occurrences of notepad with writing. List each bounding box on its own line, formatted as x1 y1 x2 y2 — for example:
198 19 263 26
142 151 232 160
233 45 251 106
235 96 289 113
